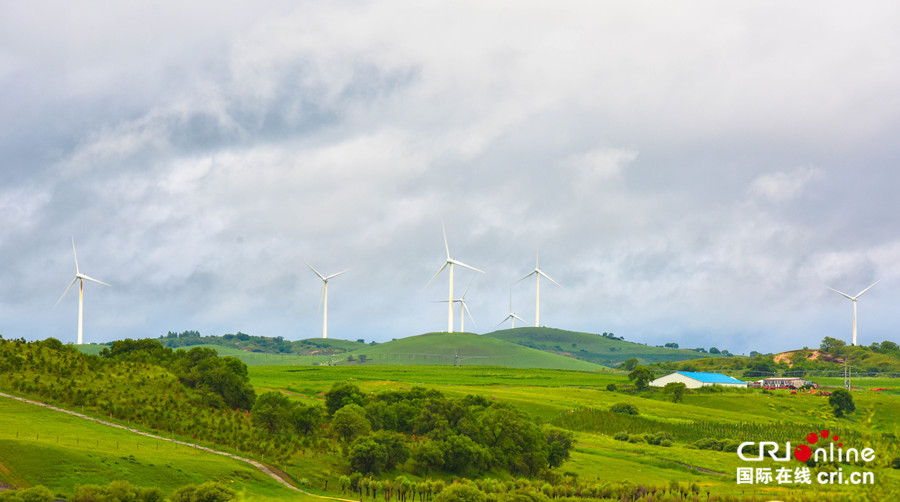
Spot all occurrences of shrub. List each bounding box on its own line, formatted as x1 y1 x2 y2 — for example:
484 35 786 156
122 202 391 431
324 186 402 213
610 403 639 415
613 432 629 441
606 383 617 392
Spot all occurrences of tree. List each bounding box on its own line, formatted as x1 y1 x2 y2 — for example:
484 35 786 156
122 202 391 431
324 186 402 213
664 382 687 403
332 404 372 442
290 403 324 435
348 437 389 474
251 391 293 434
620 358 639 371
664 342 679 349
821 337 847 352
325 382 368 415
628 366 654 390
433 484 487 502
829 389 856 418
708 347 721 354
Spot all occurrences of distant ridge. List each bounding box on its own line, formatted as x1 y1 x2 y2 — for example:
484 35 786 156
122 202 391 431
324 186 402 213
344 332 607 370
484 327 726 367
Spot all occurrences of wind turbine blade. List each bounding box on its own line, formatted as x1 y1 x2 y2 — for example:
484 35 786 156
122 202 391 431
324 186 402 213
512 313 525 322
826 285 854 301
71 237 80 274
449 259 484 274
80 274 110 287
426 263 448 286
495 317 510 329
55 277 79 306
538 270 562 287
441 222 450 260
513 271 535 284
462 302 476 328
325 269 350 280
304 260 326 281
855 280 880 298
462 275 475 298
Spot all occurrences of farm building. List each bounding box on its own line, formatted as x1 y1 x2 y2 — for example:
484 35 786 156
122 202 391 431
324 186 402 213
750 377 817 389
649 371 746 389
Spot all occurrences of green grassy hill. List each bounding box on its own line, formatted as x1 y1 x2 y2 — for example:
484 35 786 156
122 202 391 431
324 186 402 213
485 327 728 367
342 332 608 370
0 398 300 501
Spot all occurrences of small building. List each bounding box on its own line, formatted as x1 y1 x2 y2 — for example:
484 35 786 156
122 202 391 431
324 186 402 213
649 371 746 389
752 377 817 389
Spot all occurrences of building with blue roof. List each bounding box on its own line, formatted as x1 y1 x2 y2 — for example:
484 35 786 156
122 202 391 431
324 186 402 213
649 371 746 389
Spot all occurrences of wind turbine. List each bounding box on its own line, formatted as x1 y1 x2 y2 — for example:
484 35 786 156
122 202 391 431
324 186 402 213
514 253 561 327
305 261 349 339
435 276 477 333
826 281 879 346
496 286 525 329
427 223 484 333
56 237 110 345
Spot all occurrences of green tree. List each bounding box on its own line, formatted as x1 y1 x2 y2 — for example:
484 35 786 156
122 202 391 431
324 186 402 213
332 403 372 442
628 366 654 390
325 382 368 415
348 437 389 474
290 403 324 435
664 382 687 403
170 481 236 502
821 337 847 352
620 358 639 371
251 391 293 434
829 388 856 418
433 484 487 502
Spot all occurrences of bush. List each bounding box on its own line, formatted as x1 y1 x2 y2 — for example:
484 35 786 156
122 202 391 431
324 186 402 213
829 389 856 418
433 484 487 502
613 432 629 441
606 383 617 392
610 403 639 415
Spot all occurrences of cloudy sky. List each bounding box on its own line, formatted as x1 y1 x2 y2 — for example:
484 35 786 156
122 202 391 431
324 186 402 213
2 1 899 354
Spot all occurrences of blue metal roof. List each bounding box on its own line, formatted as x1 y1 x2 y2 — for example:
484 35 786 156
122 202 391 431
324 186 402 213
676 371 745 384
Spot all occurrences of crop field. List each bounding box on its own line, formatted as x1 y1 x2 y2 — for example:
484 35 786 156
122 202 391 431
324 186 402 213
0 397 306 501
252 364 900 500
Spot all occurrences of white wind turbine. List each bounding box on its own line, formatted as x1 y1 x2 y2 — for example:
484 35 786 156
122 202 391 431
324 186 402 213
435 276 477 333
514 253 561 327
496 286 525 329
56 237 110 345
427 224 484 333
305 261 349 339
826 281 879 346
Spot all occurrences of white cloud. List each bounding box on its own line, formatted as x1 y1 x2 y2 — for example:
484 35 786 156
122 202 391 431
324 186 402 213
748 167 822 203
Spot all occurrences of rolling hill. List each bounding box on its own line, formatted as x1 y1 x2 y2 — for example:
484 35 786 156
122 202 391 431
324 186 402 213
485 327 729 367
342 332 608 370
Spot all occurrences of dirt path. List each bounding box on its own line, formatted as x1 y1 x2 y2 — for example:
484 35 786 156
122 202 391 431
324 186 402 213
0 391 354 501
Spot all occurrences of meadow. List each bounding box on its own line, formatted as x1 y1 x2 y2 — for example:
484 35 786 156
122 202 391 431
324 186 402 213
4 337 900 501
0 397 305 501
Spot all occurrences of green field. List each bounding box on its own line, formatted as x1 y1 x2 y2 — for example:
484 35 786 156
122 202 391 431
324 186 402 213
486 327 729 366
0 398 308 501
341 332 608 370
8 339 900 501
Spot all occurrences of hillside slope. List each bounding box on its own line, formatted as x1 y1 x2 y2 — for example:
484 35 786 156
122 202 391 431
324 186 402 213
344 332 608 370
485 327 727 367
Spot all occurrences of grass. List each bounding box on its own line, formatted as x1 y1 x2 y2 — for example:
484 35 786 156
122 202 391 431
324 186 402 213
485 327 729 366
342 332 607 370
0 397 313 501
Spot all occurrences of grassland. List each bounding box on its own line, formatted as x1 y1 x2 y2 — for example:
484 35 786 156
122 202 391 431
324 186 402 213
252 364 900 500
485 327 728 366
340 332 607 370
0 397 307 501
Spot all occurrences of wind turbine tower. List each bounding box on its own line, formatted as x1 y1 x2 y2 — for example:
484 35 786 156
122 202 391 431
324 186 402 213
826 281 879 346
435 276 477 332
56 237 110 345
515 253 561 327
427 224 484 333
305 261 348 339
497 286 525 329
